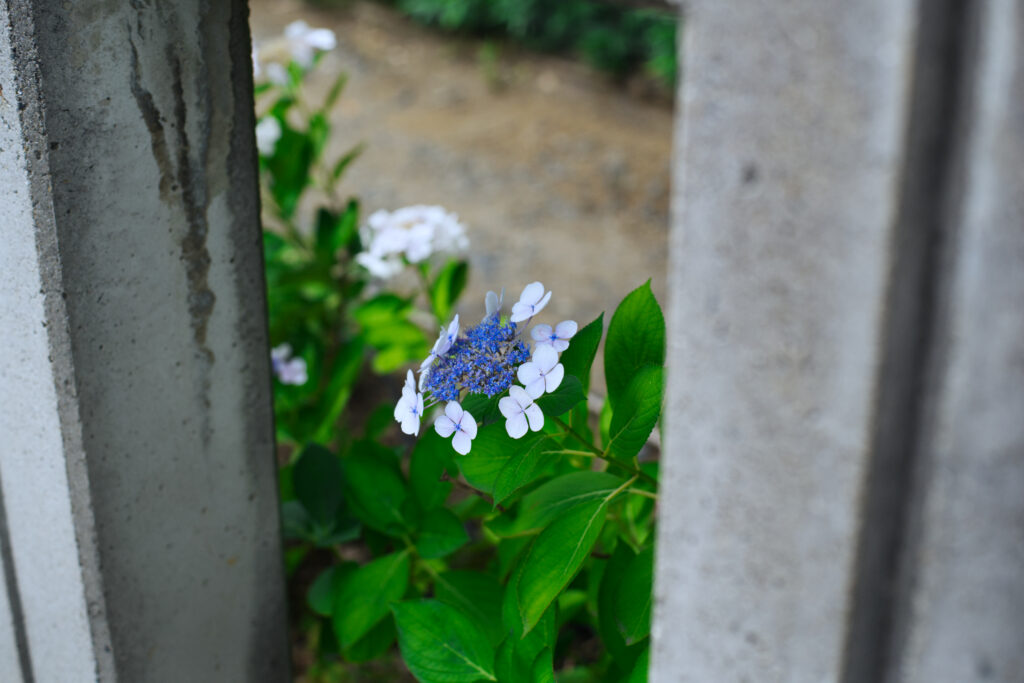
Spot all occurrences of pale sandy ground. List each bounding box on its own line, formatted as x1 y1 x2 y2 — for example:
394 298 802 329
251 0 674 390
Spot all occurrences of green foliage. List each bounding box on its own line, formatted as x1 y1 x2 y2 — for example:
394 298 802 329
386 0 678 90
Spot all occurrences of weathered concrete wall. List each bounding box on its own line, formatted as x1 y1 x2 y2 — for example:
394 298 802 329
0 1 287 680
654 0 1024 681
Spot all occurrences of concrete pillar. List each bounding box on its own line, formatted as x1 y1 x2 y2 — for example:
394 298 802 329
0 2 287 681
653 0 1024 681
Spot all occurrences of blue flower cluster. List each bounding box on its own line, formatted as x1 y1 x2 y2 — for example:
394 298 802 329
423 317 530 401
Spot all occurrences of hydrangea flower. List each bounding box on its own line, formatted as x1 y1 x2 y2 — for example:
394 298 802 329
255 117 282 156
484 289 504 320
282 20 337 68
394 370 424 436
531 320 578 352
422 316 530 401
357 205 469 279
499 385 544 439
419 315 460 391
434 402 477 455
511 282 552 323
517 345 564 399
271 344 308 385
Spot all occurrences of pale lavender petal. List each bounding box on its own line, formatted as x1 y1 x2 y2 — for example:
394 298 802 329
510 302 533 323
452 431 473 455
524 376 546 399
459 410 478 438
444 400 464 424
435 415 456 438
519 281 545 306
532 289 552 316
498 396 519 419
525 403 544 432
532 345 559 373
544 363 564 393
555 320 578 339
400 413 420 436
552 339 570 352
531 324 553 342
517 362 541 387
505 412 528 439
508 385 533 410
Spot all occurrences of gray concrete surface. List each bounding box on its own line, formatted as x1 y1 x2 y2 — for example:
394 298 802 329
654 0 1024 681
891 2 1024 680
0 1 287 681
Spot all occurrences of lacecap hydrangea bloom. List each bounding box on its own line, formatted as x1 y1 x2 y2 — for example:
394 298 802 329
356 205 469 280
394 281 577 453
253 20 337 85
271 344 308 386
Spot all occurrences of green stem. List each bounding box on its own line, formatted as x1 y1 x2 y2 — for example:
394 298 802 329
552 417 658 487
626 488 658 501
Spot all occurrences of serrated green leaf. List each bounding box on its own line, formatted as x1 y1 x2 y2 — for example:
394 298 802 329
614 547 654 645
293 444 344 526
344 446 408 535
491 434 560 506
455 422 514 493
417 508 469 558
410 430 455 511
342 614 396 663
334 551 411 648
514 471 624 534
434 571 505 647
530 648 555 683
461 392 503 426
605 365 663 463
598 544 645 670
605 281 665 411
517 499 608 634
392 600 497 682
307 563 357 617
559 313 603 394
498 558 556 681
535 375 586 417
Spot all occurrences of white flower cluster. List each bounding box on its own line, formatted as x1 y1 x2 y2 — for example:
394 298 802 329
271 344 308 385
253 20 338 86
356 205 470 279
393 281 578 454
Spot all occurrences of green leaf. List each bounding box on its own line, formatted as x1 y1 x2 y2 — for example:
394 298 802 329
434 571 505 647
491 434 560 506
332 143 365 181
604 281 665 411
417 508 470 559
307 563 357 617
598 544 645 670
514 471 624 534
461 392 503 426
334 551 411 648
517 499 609 634
559 313 604 394
605 365 664 463
392 600 497 683
614 547 654 645
626 646 650 683
293 444 344 526
343 614 396 663
344 446 408 535
323 72 348 110
455 422 515 494
311 337 365 443
409 431 456 511
498 560 556 681
530 648 556 683
429 259 469 323
314 203 358 260
535 375 586 417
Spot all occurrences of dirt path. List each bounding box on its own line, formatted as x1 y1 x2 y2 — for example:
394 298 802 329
251 0 674 377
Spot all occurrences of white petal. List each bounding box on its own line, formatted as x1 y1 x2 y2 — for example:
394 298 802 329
532 345 559 372
271 344 292 362
508 385 533 410
448 314 461 339
510 302 533 323
459 411 478 438
524 376 546 399
519 282 545 306
485 290 499 316
435 415 456 438
517 361 541 387
284 20 310 39
452 431 473 455
555 320 578 339
306 28 337 51
394 394 410 422
525 403 545 432
444 401 464 424
505 412 528 439
415 393 424 416
544 363 565 393
498 396 519 419
418 367 430 392
400 413 420 436
552 339 570 352
532 290 552 316
531 324 553 342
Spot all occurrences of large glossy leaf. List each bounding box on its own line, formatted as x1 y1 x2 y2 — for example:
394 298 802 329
430 259 469 323
334 551 410 648
409 431 455 511
307 562 356 617
417 508 469 558
605 365 663 463
598 544 646 670
535 375 586 417
293 444 344 526
614 547 654 645
558 313 603 394
514 471 624 534
627 646 650 683
517 499 609 634
604 281 665 410
343 446 408 535
497 560 556 682
455 422 514 494
491 435 560 506
343 614 396 663
434 571 505 647
392 600 497 683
